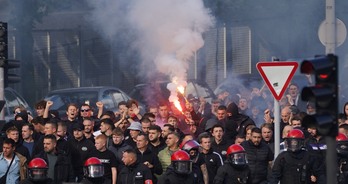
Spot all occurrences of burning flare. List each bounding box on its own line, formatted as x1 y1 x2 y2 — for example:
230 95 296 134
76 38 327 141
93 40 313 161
173 100 183 112
177 85 185 94
167 78 187 113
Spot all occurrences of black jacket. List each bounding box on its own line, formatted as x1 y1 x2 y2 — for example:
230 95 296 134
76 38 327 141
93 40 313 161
338 157 348 184
225 103 255 142
118 161 153 184
136 147 163 176
68 136 95 181
213 162 251 184
20 178 53 184
211 138 233 161
240 140 273 184
269 150 326 184
158 165 198 184
108 141 133 172
33 150 75 184
202 149 224 184
148 139 166 156
80 177 109 184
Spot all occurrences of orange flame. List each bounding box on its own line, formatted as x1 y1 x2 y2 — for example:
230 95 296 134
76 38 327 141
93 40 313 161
174 100 183 112
177 86 185 94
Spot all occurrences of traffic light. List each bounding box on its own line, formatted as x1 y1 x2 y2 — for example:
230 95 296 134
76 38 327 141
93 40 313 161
300 54 338 137
0 22 7 68
5 59 20 86
0 22 20 87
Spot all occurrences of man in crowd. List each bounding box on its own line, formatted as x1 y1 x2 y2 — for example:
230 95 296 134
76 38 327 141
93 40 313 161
156 103 170 128
118 149 153 184
64 103 80 137
0 138 27 183
241 127 273 184
125 122 142 148
33 134 74 183
83 118 95 143
21 123 36 158
136 133 162 183
108 128 132 172
148 125 166 155
225 102 255 142
140 118 151 134
57 122 68 141
158 132 180 174
34 100 46 118
69 123 95 181
99 118 115 148
161 124 175 140
211 124 232 161
261 123 274 154
88 134 117 184
199 133 224 184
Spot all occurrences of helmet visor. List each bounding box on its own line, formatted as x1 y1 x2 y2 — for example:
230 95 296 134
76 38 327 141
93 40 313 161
285 138 303 152
28 168 47 181
230 152 248 165
173 161 192 174
84 165 104 178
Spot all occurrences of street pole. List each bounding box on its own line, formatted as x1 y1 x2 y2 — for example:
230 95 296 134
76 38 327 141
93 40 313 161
273 100 280 159
326 0 336 54
0 67 3 120
325 0 337 183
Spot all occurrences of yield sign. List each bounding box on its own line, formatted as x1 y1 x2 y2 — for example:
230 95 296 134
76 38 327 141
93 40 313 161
256 62 298 101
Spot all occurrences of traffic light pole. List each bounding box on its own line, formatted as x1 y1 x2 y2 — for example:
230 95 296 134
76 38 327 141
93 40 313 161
325 0 337 183
0 67 4 120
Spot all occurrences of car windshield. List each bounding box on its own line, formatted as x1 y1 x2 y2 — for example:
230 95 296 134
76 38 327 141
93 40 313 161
45 91 99 111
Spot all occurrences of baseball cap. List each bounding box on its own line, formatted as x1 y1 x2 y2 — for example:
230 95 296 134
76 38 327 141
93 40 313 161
72 123 84 131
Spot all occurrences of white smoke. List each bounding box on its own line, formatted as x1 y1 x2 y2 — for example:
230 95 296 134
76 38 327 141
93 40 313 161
87 0 214 106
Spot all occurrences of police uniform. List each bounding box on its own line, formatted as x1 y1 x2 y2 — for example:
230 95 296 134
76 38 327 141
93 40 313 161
158 165 197 184
213 163 250 184
214 144 251 184
269 150 325 184
118 161 152 184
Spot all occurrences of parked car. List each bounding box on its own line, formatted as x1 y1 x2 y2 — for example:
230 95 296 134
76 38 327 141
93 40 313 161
4 87 33 122
44 86 134 118
129 79 216 108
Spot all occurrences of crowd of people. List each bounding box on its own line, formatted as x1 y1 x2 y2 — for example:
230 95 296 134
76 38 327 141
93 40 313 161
0 82 347 184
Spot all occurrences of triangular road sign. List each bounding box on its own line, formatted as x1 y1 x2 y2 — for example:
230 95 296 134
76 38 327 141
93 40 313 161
256 62 298 101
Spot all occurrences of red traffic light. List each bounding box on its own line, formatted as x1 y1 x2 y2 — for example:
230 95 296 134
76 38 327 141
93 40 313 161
300 61 314 74
301 55 337 82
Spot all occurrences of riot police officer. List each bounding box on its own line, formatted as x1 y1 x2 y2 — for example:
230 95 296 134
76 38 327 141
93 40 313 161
181 140 208 184
80 157 109 184
213 144 251 184
336 133 348 184
158 150 196 184
20 158 53 184
269 129 326 184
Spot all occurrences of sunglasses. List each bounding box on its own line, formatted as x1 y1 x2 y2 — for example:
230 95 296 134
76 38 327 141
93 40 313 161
80 109 91 112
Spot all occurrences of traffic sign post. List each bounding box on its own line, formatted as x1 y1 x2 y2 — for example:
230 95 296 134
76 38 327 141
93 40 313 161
256 61 298 158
